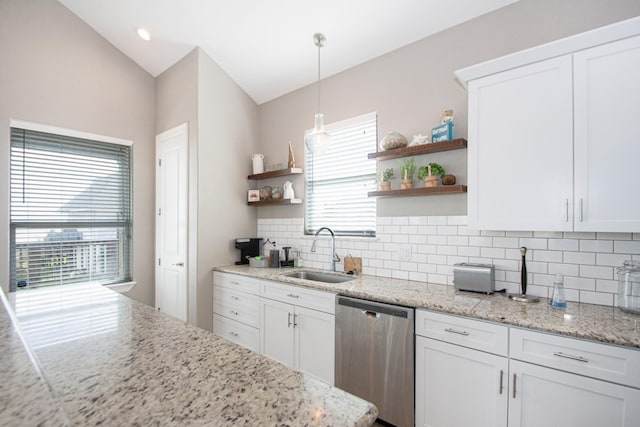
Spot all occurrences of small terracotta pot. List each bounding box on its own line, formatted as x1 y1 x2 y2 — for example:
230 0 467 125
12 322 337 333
424 176 438 187
379 181 391 191
400 179 413 189
442 174 456 185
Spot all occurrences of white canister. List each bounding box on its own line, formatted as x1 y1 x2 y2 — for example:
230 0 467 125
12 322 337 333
252 154 264 174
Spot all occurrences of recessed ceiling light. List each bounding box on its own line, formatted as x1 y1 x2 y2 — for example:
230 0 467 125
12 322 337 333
137 28 151 41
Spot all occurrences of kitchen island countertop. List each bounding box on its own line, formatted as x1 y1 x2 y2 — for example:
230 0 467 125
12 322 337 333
214 264 640 349
1 283 377 426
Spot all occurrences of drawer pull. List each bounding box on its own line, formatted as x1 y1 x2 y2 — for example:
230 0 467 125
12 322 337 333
229 331 239 337
553 351 589 363
230 281 239 285
231 295 239 300
287 293 300 299
512 374 517 399
287 312 293 327
499 370 504 395
444 327 469 336
229 310 239 316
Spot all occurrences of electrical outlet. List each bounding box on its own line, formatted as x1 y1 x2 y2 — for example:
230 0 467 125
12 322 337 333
399 245 412 261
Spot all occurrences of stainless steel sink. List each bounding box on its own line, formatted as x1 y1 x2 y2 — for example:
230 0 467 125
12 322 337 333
281 270 355 284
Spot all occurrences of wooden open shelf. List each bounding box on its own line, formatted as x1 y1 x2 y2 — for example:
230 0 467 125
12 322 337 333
368 185 467 198
248 168 303 180
248 198 303 206
368 138 467 161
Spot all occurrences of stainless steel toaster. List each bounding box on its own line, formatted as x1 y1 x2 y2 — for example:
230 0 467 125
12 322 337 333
453 263 495 294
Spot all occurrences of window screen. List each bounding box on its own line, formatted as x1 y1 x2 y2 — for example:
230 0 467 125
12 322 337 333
304 112 377 236
10 127 132 291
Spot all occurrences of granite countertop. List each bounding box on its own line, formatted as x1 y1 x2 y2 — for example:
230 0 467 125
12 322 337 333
2 283 377 426
214 264 640 349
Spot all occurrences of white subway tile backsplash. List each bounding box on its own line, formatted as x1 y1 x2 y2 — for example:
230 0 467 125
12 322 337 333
614 240 640 254
580 239 613 253
548 239 579 251
257 215 633 308
519 238 548 250
580 265 614 280
563 251 596 265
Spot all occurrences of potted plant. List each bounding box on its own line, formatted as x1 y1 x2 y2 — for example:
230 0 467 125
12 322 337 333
398 157 416 189
377 168 394 191
418 162 445 187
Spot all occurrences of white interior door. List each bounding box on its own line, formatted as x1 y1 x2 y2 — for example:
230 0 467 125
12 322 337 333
156 123 188 321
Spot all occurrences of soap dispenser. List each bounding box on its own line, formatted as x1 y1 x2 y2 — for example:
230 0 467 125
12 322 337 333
550 274 567 308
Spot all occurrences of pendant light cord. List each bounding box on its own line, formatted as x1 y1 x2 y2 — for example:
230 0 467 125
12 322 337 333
317 40 321 114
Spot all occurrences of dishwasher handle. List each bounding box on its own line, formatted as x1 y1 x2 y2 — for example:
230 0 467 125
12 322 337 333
337 296 413 319
362 310 380 319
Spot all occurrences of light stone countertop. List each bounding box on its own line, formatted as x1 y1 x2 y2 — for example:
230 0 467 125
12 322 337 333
214 264 640 349
2 282 377 426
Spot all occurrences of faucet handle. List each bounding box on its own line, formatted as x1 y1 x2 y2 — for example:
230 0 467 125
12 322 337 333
334 253 341 262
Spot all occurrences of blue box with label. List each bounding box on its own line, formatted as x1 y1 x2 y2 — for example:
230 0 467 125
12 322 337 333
431 122 453 142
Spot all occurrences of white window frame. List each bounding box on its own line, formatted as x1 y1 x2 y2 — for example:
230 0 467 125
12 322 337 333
304 112 377 237
8 120 134 292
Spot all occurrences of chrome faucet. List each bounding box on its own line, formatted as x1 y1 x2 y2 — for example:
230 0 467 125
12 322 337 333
311 227 340 272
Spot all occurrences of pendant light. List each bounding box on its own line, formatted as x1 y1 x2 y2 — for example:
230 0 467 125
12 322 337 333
305 33 332 154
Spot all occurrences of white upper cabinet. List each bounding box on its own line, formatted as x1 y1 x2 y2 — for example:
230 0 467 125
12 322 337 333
573 35 640 232
468 56 574 231
458 17 640 232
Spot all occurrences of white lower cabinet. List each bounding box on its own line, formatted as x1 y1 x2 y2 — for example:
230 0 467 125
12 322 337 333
212 272 261 351
509 359 640 427
509 328 640 427
415 310 509 427
416 309 640 427
260 282 335 384
416 335 508 427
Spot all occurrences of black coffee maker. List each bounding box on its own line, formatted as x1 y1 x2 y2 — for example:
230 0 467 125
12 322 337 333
235 238 262 265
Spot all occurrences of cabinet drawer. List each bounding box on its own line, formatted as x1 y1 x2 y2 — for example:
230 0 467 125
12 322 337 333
213 314 259 352
213 271 261 295
213 286 260 328
510 328 640 388
260 281 335 314
416 309 508 356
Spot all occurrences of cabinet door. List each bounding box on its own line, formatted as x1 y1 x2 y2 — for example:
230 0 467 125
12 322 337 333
260 298 294 368
508 360 640 427
415 336 508 427
574 35 640 232
468 56 574 230
294 306 335 384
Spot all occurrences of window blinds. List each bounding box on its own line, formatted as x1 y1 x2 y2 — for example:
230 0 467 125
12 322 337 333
304 112 377 236
9 128 132 291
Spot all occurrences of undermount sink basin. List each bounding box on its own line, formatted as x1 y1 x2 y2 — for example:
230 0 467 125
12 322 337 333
281 270 355 284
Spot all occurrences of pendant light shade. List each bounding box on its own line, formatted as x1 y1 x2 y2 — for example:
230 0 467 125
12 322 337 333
306 33 332 154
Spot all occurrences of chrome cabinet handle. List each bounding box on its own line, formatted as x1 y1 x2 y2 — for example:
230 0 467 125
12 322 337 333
229 310 239 316
287 293 300 299
444 327 469 336
512 374 517 399
579 198 584 222
230 281 239 285
563 198 569 222
231 295 239 300
287 312 292 327
229 331 238 337
172 262 184 267
553 351 589 363
499 370 504 395
293 313 298 327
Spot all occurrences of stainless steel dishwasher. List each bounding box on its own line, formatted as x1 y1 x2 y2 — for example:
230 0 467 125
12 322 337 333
335 296 414 427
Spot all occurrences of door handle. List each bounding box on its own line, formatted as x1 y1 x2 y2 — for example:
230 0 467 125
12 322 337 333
293 313 298 327
287 312 292 327
499 370 504 395
173 262 184 267
512 373 517 399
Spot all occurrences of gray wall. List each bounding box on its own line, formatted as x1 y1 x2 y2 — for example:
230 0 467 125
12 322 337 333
257 0 640 219
0 0 156 303
197 50 258 330
156 48 258 330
